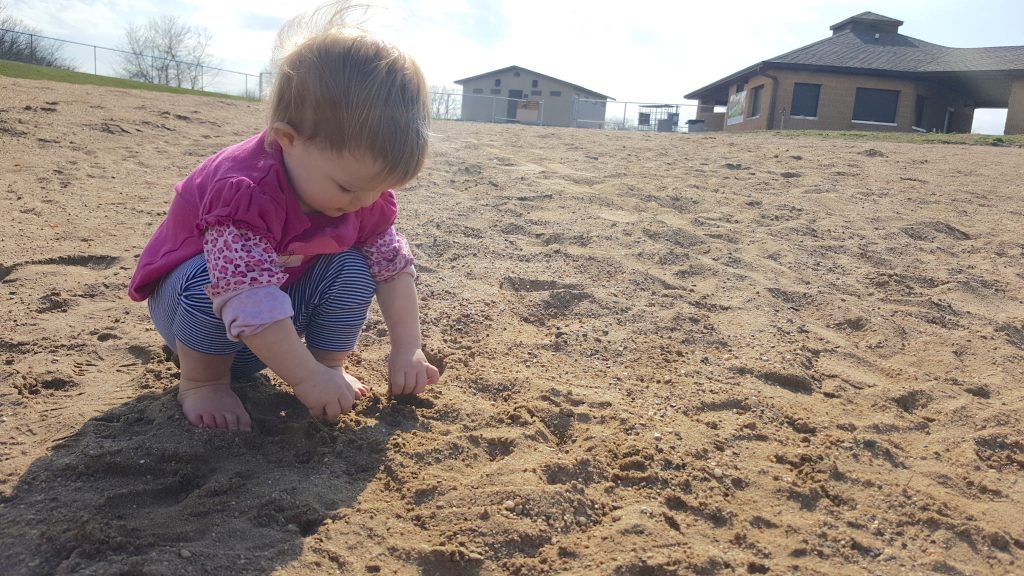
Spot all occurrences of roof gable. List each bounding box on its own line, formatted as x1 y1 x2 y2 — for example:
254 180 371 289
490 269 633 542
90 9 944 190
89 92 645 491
454 65 613 100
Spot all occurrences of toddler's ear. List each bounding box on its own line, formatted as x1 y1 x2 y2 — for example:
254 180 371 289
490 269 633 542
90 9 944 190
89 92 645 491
270 122 300 151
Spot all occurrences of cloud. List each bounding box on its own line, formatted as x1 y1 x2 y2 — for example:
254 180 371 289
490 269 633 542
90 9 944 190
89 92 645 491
237 12 285 32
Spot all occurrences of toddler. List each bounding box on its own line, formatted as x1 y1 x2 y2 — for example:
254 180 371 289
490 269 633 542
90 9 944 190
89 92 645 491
129 3 438 431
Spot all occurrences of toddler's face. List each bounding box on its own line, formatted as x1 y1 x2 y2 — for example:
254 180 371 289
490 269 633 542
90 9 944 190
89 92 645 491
280 134 390 217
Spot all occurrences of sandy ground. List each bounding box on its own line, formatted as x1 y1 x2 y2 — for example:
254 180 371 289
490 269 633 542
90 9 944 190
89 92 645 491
0 76 1023 575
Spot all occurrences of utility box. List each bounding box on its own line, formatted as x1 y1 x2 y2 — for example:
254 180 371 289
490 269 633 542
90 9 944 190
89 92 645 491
687 119 706 133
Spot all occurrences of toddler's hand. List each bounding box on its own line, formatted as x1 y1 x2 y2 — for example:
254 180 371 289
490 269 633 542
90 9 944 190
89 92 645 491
292 364 359 421
388 348 440 396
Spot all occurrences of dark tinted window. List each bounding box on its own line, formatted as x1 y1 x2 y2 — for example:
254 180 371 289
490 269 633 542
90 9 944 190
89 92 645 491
853 88 899 123
791 83 821 117
749 85 763 118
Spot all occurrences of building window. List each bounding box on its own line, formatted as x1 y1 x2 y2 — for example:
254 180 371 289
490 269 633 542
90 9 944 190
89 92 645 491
513 71 520 77
791 83 821 117
853 88 899 124
914 95 927 128
494 78 501 87
532 79 538 88
550 90 561 97
472 88 484 94
490 88 501 95
530 89 541 96
748 85 764 118
736 81 746 93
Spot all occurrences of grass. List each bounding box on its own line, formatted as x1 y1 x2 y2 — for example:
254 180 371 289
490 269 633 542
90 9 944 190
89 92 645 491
0 59 250 101
769 129 1024 148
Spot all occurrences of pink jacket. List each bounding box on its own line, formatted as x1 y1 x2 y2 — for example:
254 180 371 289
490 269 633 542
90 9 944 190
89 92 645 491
129 131 398 301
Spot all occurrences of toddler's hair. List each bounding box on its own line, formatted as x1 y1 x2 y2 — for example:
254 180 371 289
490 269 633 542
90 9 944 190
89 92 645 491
268 2 429 186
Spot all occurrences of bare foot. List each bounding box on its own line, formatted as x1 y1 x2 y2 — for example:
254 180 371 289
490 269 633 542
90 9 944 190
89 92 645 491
178 380 253 431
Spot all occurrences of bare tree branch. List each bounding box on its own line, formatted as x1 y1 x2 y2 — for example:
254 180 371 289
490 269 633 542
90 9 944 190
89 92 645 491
429 85 462 121
118 15 217 90
0 1 72 69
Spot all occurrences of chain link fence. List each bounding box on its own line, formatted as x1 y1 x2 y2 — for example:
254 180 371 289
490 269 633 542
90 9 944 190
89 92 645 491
575 98 710 132
2 30 712 130
426 92 712 134
0 27 264 98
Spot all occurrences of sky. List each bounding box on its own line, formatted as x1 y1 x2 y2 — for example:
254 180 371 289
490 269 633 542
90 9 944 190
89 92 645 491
8 0 1023 133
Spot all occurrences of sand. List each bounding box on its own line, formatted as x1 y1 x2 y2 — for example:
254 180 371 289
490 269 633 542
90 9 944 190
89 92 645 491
1 76 1022 575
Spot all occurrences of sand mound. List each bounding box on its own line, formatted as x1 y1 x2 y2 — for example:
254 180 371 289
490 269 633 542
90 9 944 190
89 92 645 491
1 77 1022 574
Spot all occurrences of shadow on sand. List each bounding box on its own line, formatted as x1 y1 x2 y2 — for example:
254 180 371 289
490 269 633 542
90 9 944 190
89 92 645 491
0 373 430 575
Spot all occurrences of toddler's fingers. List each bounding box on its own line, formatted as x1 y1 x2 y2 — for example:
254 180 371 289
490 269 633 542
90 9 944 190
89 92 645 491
426 364 440 386
402 373 417 396
325 399 343 421
390 372 407 396
412 370 427 395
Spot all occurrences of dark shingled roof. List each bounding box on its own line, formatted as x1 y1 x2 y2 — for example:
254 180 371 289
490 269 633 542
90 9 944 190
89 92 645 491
685 12 1024 100
770 31 1024 73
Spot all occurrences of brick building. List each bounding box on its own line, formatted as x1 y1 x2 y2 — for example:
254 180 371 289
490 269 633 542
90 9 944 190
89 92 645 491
685 12 1024 134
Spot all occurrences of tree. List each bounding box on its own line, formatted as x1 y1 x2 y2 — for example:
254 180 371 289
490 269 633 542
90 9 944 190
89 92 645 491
429 85 462 121
119 15 215 90
0 1 72 68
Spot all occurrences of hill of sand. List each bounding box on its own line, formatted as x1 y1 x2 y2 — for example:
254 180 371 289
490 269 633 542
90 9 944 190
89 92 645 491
1 76 1022 575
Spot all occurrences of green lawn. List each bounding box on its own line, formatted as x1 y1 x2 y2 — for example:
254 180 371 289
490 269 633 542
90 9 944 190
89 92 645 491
0 59 250 100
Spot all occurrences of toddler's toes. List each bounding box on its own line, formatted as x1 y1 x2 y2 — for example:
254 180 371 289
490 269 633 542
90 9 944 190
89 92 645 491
200 412 218 429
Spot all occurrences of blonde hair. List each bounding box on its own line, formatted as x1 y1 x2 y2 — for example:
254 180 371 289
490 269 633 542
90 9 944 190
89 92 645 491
268 2 429 187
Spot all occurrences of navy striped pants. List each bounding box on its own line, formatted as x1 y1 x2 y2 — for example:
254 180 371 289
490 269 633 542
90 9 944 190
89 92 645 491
148 251 376 378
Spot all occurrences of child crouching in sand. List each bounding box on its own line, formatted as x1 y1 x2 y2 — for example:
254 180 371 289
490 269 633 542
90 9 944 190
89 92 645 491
128 2 439 431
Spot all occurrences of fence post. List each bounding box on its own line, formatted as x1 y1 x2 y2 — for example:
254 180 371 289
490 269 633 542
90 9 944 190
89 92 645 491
29 33 34 64
539 100 544 126
93 45 97 74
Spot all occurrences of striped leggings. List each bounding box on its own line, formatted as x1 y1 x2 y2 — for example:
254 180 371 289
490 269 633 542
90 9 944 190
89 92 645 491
148 251 376 378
